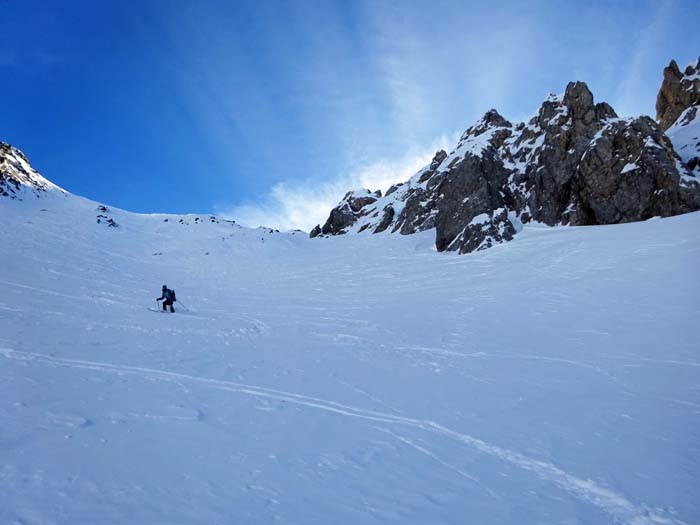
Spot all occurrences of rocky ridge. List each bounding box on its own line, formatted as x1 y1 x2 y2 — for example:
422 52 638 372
0 142 65 199
312 59 700 254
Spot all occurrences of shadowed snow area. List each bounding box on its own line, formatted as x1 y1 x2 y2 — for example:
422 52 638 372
1 192 699 524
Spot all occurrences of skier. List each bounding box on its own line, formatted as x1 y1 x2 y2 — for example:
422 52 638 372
156 285 176 313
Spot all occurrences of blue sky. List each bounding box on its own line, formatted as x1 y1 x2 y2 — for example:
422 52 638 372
2 0 698 230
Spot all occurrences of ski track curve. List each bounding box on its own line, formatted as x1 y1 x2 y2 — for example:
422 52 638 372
0 347 684 525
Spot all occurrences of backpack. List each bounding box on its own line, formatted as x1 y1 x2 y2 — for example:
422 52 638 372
170 289 177 302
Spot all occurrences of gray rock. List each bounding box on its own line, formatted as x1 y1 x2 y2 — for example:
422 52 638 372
314 65 700 254
434 151 515 253
658 58 700 182
319 189 379 235
373 205 395 233
574 117 684 223
656 58 700 132
309 224 322 238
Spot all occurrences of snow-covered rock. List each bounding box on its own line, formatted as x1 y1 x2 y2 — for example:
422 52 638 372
0 142 66 199
657 57 700 131
660 58 700 182
313 68 700 254
310 189 382 237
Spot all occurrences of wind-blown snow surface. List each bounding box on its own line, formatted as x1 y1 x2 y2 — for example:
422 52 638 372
1 192 699 525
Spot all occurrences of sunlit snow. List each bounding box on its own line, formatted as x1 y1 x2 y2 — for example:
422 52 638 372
1 189 698 524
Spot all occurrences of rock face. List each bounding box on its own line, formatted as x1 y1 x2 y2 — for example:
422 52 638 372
0 142 64 199
312 65 700 254
659 58 700 182
657 58 700 131
315 189 382 236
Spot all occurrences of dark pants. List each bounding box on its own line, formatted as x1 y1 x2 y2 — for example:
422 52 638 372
162 299 175 312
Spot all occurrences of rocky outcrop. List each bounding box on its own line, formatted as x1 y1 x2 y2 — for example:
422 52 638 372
316 189 381 235
309 224 322 238
312 66 700 254
95 205 119 228
657 58 700 132
0 142 64 199
574 116 692 223
659 58 700 182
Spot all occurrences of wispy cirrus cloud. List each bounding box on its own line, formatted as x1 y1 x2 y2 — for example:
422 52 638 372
156 0 700 231
213 2 542 232
613 1 672 118
223 136 451 231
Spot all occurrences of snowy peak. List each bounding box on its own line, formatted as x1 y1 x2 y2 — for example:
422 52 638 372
0 142 66 199
559 81 617 124
531 82 616 140
312 70 700 254
0 140 314 245
440 109 513 166
460 109 512 140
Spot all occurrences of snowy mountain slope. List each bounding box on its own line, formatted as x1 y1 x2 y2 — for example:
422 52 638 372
312 63 700 255
1 173 699 524
0 142 67 199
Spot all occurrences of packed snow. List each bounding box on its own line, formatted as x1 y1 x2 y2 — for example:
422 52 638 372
667 107 700 180
621 162 639 174
1 190 699 524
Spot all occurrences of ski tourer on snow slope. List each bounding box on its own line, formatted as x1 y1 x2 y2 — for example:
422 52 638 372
156 285 176 313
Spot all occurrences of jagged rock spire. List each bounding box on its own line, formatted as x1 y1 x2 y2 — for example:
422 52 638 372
656 57 700 131
312 63 700 254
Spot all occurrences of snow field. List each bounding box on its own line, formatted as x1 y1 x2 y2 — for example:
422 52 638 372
1 193 699 524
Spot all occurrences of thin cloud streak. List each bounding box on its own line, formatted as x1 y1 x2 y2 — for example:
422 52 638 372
224 136 451 231
614 2 672 118
154 0 699 228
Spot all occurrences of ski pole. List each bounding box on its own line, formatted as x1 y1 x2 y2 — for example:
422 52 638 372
177 299 189 312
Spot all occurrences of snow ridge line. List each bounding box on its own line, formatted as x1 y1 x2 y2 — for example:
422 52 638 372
1 348 682 525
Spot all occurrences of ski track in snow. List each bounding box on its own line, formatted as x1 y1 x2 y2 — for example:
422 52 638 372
0 347 683 525
374 426 488 489
394 344 631 389
3 196 699 523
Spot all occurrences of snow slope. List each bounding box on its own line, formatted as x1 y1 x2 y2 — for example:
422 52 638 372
1 190 699 524
667 106 700 180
